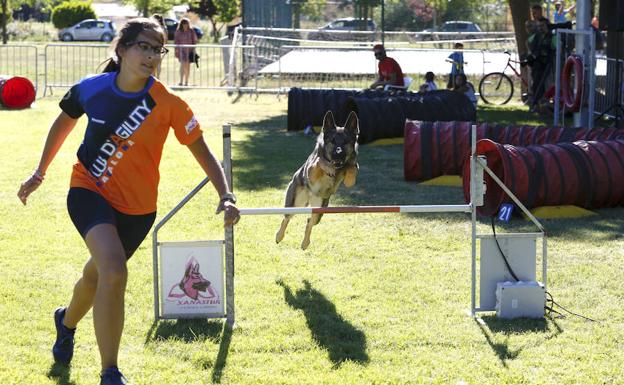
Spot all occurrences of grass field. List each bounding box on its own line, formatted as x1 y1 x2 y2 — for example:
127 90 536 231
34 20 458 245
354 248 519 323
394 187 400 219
1 93 623 385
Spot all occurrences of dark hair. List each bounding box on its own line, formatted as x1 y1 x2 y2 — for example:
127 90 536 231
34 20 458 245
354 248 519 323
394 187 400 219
152 14 164 26
177 17 190 31
531 4 543 11
425 71 435 81
102 18 164 73
454 73 467 88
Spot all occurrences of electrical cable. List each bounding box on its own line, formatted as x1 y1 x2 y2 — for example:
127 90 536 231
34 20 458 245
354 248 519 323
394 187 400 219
490 215 597 322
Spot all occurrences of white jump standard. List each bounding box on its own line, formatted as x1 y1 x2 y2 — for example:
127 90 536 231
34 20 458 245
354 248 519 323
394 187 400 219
151 124 548 325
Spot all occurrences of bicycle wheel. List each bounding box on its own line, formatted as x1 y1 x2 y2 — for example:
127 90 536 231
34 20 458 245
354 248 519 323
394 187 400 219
479 72 514 105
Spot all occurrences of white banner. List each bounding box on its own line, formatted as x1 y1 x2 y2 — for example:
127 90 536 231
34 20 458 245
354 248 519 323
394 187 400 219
159 241 225 318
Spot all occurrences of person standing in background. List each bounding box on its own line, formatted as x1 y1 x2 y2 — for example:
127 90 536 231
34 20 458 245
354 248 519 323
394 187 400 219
553 1 575 24
151 14 167 78
445 42 466 89
174 18 197 87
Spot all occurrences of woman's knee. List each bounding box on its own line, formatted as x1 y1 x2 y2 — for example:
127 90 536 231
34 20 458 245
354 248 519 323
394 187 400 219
98 260 128 288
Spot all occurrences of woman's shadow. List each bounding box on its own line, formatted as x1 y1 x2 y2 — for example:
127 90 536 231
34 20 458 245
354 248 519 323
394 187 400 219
276 279 369 368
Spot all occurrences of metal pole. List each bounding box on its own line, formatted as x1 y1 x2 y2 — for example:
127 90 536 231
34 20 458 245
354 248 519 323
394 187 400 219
470 124 477 316
238 204 472 215
574 0 591 127
554 30 562 126
223 124 235 327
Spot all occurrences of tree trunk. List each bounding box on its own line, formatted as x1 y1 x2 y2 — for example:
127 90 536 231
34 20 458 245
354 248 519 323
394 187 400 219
293 3 300 29
508 0 531 94
1 0 7 45
142 0 149 17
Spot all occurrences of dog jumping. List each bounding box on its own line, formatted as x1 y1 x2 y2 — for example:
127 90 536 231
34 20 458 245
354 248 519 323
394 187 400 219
276 110 359 250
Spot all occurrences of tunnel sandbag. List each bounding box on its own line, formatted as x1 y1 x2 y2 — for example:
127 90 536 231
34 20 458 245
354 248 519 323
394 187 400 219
0 76 35 109
403 121 624 182
344 90 476 144
287 88 408 131
462 139 624 216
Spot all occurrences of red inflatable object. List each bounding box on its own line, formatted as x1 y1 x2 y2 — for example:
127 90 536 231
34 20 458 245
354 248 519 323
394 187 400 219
462 139 624 216
403 121 624 182
0 76 36 109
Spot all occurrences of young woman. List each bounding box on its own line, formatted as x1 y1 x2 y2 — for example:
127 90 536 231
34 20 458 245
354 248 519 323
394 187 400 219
17 18 239 385
173 18 198 87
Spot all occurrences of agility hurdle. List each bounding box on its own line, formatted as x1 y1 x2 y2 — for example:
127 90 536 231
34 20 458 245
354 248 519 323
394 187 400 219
152 124 548 325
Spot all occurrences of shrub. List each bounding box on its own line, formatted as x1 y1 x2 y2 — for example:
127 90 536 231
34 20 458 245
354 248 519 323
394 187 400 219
51 1 96 29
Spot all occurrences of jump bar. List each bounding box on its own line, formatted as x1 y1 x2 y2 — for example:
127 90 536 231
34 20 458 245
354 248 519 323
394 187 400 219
239 204 472 216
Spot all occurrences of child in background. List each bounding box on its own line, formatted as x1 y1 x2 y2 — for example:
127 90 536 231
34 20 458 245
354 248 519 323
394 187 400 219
446 42 466 89
419 71 437 93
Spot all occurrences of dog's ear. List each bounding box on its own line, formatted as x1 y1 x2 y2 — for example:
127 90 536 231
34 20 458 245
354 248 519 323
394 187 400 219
344 111 359 139
322 110 336 133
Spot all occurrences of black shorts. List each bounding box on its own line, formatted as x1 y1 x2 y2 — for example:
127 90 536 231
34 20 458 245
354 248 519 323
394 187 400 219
67 188 156 259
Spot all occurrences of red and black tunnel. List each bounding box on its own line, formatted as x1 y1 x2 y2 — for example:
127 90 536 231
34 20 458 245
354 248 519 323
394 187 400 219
404 121 624 181
462 139 624 216
0 76 36 109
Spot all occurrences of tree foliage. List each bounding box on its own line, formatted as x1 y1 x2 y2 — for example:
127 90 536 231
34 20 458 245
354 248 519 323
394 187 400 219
51 1 96 29
188 0 238 42
383 0 433 31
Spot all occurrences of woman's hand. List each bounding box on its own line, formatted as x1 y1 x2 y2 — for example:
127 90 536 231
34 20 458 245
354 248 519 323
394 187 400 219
216 200 240 227
17 172 44 205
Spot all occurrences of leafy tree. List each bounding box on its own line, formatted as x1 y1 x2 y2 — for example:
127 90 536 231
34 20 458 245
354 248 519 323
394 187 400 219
383 0 433 31
188 0 238 42
1 0 8 43
122 0 176 17
51 1 96 29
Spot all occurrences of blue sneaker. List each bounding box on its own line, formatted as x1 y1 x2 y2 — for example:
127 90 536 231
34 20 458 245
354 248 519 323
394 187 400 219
52 307 75 365
100 366 128 385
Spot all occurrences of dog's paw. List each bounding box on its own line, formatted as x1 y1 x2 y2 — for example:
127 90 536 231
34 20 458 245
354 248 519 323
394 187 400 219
301 237 310 250
276 230 285 244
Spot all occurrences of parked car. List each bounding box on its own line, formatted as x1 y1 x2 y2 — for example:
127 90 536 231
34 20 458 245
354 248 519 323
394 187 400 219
416 21 482 41
308 17 376 41
164 18 204 41
58 19 116 42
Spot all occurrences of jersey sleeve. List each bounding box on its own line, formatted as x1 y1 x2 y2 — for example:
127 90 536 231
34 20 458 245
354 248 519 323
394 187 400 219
170 94 203 145
59 84 84 118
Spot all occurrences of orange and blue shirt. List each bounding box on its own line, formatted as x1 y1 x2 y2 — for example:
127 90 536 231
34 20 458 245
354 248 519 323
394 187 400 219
60 72 202 215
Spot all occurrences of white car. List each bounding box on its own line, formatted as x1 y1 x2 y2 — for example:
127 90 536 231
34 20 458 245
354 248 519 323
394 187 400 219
58 19 116 42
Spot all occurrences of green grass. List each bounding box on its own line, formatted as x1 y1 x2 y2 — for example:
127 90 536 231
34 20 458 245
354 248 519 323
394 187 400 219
1 93 623 384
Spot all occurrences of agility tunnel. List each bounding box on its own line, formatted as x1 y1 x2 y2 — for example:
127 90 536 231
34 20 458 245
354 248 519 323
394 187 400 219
0 76 35 109
287 88 392 132
287 88 476 142
404 121 624 181
343 90 476 144
462 139 624 216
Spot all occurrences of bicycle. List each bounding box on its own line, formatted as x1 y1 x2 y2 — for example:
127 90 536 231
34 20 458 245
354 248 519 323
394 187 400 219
479 50 526 105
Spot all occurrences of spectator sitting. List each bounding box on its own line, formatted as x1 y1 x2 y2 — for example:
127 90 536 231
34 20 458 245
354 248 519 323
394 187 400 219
370 44 405 89
453 73 477 109
445 42 466 89
419 71 437 93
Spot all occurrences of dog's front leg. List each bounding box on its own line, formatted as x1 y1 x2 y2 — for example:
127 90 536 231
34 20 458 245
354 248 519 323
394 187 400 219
343 163 359 187
276 215 292 244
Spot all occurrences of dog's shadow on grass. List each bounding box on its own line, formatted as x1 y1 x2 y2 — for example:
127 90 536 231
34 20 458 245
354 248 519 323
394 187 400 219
475 314 563 367
144 319 233 383
276 279 369 368
47 362 77 385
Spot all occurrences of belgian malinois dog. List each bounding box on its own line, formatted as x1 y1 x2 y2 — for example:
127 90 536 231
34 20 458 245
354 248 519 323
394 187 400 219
276 110 359 249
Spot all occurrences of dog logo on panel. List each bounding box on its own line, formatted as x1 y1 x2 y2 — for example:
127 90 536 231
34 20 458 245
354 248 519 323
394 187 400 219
167 255 219 301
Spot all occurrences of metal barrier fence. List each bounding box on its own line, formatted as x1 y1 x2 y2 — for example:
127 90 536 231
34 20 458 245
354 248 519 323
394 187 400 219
259 45 490 91
594 55 624 120
42 43 257 95
0 44 39 95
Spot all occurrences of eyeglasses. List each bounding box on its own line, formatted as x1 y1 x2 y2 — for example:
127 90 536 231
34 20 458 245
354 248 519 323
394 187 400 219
126 41 169 56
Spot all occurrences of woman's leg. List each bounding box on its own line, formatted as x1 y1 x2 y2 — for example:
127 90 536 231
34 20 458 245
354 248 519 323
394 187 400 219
62 257 98 328
183 62 190 85
179 60 184 85
83 223 128 370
